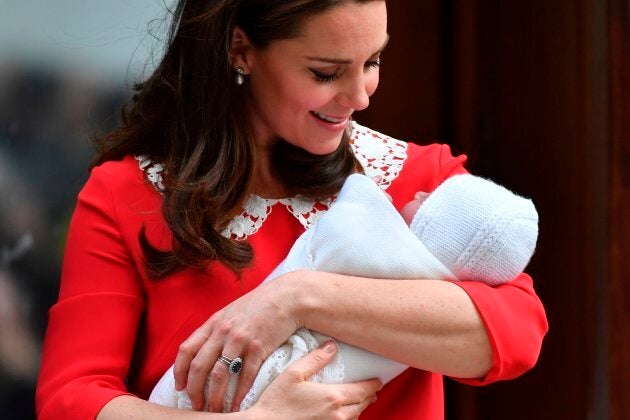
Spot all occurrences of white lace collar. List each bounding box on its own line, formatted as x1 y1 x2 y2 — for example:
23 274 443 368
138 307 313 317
136 123 408 240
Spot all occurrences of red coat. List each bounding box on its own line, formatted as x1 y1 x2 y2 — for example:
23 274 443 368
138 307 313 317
36 126 548 419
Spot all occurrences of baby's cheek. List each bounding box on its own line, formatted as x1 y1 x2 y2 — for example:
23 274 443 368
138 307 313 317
400 199 422 225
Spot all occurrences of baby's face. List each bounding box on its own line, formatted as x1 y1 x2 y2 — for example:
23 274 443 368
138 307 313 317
400 191 430 225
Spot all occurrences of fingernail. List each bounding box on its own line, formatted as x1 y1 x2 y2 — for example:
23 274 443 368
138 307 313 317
323 340 336 353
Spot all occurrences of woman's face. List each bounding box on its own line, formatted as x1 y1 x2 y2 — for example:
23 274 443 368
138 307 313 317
241 1 388 155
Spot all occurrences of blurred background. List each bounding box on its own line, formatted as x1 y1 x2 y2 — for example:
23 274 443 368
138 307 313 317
0 0 627 419
0 1 170 418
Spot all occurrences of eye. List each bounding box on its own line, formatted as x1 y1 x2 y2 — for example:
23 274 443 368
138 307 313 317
310 68 339 83
365 59 381 69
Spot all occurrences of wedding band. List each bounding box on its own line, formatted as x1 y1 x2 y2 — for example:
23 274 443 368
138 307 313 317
218 355 243 375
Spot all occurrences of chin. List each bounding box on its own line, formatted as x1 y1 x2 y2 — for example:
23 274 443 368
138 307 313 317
304 146 340 155
300 134 345 155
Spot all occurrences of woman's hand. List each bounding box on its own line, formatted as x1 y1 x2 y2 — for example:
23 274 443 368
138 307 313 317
250 341 382 420
173 276 303 412
97 342 380 419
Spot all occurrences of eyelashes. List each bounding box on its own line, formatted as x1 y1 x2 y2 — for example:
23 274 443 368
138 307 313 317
310 60 381 83
311 69 339 83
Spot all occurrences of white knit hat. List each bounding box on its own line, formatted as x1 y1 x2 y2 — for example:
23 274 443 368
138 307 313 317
409 174 538 286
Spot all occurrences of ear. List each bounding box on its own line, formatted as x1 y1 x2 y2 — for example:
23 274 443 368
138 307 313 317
230 26 254 72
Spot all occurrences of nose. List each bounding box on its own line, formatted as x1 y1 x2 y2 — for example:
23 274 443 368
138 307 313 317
337 73 371 111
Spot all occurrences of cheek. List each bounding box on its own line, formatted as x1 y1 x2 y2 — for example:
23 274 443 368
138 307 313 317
400 199 422 226
366 72 380 97
295 86 337 112
276 77 325 111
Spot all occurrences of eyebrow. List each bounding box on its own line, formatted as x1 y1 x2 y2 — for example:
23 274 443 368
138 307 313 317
304 34 390 64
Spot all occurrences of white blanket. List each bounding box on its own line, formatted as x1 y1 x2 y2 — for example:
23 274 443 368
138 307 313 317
149 173 536 412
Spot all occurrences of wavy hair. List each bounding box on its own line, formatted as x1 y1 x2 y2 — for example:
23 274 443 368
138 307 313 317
93 0 381 278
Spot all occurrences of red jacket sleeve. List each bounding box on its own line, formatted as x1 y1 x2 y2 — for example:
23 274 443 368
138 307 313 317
435 144 547 383
387 143 469 211
453 273 548 385
36 165 145 419
394 142 548 385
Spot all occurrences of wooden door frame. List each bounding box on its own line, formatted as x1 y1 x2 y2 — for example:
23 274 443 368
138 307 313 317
608 0 629 418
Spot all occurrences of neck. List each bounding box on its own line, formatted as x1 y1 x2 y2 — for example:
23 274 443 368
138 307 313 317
251 145 292 199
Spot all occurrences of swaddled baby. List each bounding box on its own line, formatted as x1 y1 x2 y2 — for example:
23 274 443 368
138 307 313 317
150 173 539 411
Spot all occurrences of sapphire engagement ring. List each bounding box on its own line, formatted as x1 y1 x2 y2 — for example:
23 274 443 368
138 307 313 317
218 355 243 375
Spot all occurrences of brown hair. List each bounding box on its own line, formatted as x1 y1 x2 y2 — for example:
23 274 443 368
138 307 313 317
93 0 381 278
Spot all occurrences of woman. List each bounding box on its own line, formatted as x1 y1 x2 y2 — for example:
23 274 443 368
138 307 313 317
36 1 548 419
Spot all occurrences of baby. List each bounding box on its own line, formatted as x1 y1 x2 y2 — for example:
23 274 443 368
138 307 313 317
149 173 539 411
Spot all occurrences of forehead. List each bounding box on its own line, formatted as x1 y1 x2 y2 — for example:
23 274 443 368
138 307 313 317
268 2 388 56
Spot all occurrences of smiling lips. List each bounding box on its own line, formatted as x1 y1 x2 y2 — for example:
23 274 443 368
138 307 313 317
311 111 350 124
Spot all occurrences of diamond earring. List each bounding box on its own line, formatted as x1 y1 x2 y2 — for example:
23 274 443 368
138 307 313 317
235 67 245 85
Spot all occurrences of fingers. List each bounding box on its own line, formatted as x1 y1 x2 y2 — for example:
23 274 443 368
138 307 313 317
337 378 383 405
320 379 381 419
203 334 251 412
187 338 226 411
338 394 378 419
204 357 232 412
174 318 214 391
171 282 303 413
253 342 381 420
208 334 268 412
229 351 264 412
284 340 337 381
174 315 269 412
